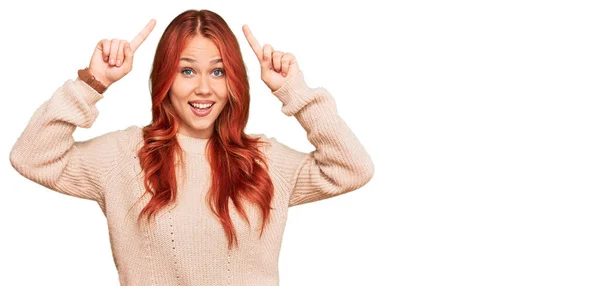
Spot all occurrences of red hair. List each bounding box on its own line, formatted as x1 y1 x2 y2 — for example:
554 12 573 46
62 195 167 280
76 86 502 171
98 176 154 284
135 9 275 249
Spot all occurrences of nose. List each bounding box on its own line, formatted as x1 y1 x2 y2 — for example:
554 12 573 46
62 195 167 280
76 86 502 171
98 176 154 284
194 75 212 95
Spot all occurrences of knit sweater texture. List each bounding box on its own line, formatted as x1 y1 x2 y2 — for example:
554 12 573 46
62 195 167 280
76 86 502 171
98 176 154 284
9 71 374 286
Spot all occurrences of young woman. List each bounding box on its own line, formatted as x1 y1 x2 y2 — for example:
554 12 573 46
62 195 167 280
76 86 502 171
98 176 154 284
9 9 374 285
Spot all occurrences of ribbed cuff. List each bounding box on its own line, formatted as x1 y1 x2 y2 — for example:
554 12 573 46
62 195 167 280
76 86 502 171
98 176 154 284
271 72 317 116
75 77 105 106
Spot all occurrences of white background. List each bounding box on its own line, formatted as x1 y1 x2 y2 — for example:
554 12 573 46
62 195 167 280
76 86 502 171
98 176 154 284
1 0 599 285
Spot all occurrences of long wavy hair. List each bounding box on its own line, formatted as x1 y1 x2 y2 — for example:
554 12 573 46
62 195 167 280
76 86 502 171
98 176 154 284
134 9 275 250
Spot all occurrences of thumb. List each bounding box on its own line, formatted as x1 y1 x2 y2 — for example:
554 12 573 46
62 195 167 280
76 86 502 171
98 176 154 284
123 42 134 67
93 40 105 62
261 44 273 71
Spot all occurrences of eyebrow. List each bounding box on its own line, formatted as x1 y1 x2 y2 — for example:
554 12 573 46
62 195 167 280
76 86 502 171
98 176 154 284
180 57 222 64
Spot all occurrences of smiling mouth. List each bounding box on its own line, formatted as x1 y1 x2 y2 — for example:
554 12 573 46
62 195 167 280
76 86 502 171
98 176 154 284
188 102 215 109
188 101 215 117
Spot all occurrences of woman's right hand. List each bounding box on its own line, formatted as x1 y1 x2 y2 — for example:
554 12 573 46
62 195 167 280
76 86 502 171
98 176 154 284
88 19 157 87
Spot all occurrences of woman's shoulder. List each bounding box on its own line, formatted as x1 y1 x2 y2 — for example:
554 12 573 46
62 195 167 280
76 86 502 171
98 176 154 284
247 133 276 158
96 125 143 155
246 133 308 162
123 125 144 154
247 133 275 151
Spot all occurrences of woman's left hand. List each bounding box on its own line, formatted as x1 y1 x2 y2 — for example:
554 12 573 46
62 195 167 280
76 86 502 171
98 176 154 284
242 24 301 92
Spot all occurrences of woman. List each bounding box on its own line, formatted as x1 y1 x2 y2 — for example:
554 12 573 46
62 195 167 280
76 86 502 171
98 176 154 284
9 9 374 286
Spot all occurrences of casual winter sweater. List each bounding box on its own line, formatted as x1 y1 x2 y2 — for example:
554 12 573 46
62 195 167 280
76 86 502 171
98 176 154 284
9 71 374 286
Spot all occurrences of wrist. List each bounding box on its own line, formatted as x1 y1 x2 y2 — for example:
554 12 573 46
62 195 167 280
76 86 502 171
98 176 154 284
88 68 111 88
78 67 109 94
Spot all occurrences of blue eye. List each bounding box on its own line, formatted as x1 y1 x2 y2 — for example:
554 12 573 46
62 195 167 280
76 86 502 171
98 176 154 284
212 68 225 77
181 68 194 76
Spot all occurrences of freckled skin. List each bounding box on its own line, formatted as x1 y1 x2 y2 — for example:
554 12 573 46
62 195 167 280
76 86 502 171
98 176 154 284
169 35 229 139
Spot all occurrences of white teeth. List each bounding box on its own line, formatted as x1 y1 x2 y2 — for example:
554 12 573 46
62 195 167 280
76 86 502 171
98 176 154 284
190 102 214 109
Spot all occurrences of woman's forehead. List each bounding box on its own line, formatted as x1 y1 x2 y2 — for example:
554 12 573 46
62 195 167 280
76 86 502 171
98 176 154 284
181 36 221 60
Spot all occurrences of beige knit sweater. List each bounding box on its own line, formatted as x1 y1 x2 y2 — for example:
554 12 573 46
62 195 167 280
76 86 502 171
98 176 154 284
9 71 374 286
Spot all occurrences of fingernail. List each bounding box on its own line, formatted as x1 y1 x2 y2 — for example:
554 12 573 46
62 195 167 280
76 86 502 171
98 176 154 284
110 59 115 65
116 60 121 66
104 56 108 62
282 73 287 77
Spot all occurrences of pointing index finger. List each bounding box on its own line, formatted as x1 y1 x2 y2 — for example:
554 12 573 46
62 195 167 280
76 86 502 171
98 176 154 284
130 19 156 53
242 24 263 61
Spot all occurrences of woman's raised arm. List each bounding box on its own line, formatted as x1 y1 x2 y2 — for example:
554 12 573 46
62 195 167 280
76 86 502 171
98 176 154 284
265 72 375 207
9 19 156 202
242 25 374 207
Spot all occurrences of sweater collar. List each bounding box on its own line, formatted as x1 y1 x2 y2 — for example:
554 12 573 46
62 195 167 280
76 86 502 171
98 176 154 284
176 132 209 154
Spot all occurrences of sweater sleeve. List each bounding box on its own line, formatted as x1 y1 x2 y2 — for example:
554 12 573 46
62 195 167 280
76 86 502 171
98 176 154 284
9 77 122 202
266 72 375 207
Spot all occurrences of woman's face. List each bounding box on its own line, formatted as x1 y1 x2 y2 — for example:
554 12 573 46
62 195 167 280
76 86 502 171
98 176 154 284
169 35 229 139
